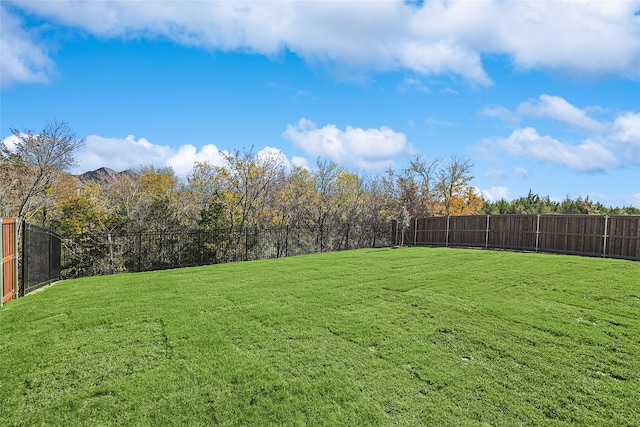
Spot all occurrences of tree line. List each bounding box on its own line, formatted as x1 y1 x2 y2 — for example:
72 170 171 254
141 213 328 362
2 120 636 275
0 120 484 232
481 191 640 216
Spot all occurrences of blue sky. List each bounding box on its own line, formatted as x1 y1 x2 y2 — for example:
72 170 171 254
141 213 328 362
2 1 639 207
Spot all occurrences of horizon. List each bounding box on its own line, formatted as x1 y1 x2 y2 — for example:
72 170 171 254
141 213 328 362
1 1 639 207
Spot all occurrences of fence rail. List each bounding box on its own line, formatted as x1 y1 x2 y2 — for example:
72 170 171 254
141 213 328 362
392 214 640 261
1 218 19 305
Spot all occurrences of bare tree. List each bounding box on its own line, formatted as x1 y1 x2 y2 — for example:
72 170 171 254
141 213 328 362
214 148 285 257
436 155 474 216
398 204 411 247
312 159 339 251
408 154 439 216
0 119 85 224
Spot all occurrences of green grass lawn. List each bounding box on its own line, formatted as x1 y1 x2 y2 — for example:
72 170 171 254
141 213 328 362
1 247 639 426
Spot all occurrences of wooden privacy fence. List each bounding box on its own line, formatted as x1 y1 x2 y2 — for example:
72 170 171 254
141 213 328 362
1 218 19 306
392 214 640 261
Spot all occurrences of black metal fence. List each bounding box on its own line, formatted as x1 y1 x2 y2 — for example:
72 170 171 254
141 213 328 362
22 223 62 296
61 222 391 278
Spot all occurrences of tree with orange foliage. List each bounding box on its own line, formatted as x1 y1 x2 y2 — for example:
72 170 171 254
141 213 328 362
436 156 474 216
445 187 485 216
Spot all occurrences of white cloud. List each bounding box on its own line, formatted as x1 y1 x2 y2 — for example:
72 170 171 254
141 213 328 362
481 106 520 124
485 169 510 181
481 186 510 202
167 144 226 175
5 130 311 176
397 41 491 85
611 112 640 162
484 168 531 182
425 118 454 127
0 5 55 87
75 135 316 176
515 167 530 179
76 135 171 173
291 156 310 169
4 0 639 87
398 77 430 93
283 118 413 170
0 134 20 151
483 127 618 172
75 135 227 175
256 146 290 170
495 1 640 77
480 95 640 171
517 94 607 133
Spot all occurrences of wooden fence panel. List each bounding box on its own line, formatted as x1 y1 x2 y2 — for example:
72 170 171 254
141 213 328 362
391 214 639 261
488 215 537 251
448 216 486 247
539 215 568 255
415 217 448 245
607 216 640 261
1 218 19 305
539 215 606 257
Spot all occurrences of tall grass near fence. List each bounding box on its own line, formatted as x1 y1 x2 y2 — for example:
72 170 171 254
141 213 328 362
1 247 638 426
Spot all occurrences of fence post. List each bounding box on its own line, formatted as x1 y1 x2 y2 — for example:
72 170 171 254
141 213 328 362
0 219 3 307
535 214 541 253
602 215 609 258
245 229 249 261
137 231 142 272
48 227 53 286
14 219 19 299
394 220 399 246
21 223 27 296
414 217 418 245
485 214 490 248
445 215 450 247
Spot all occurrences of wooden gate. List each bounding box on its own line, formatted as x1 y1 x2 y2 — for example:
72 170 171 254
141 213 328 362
1 218 19 306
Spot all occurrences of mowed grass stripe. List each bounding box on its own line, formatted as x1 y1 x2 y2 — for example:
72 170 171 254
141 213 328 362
1 247 638 426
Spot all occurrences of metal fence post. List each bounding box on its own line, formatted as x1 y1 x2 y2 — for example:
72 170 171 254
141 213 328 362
22 223 27 296
48 228 52 286
485 214 490 248
535 214 541 253
602 215 609 258
14 219 19 299
445 215 450 247
394 220 399 246
137 231 142 272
